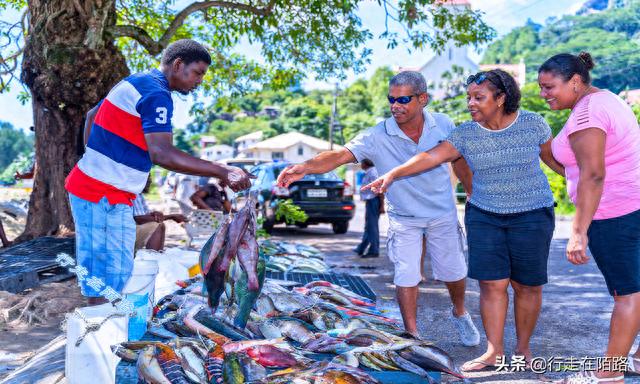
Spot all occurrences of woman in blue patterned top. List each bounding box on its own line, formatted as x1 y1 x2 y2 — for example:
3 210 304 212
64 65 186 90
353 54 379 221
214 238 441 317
363 69 565 371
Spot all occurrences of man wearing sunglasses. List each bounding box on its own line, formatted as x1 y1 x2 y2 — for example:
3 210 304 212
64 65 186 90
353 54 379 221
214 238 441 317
277 71 479 345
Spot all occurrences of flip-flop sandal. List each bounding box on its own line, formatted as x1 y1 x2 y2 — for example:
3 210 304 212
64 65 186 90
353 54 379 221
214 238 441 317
628 355 640 376
461 359 496 372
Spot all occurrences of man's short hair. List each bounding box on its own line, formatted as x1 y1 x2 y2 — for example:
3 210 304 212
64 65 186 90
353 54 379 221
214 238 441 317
161 39 212 66
389 71 428 95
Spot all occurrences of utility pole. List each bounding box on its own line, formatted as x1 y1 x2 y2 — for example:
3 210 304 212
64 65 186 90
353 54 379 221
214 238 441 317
329 83 342 150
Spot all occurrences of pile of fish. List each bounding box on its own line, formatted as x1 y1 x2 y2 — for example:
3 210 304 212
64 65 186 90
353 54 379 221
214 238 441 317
260 239 330 274
113 196 465 383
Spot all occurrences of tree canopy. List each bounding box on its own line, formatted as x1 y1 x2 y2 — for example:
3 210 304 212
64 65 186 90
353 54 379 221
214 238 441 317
481 1 640 92
0 121 33 170
1 0 495 96
182 66 395 152
0 0 495 239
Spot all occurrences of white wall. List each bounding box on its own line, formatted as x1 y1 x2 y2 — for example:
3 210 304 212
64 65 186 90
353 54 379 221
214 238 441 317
244 142 323 163
201 145 233 161
420 44 478 100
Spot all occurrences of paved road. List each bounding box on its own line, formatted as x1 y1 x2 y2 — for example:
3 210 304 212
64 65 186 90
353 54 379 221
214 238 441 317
269 200 640 383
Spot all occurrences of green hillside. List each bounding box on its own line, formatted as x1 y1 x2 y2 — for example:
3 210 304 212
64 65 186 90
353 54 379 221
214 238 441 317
482 1 640 92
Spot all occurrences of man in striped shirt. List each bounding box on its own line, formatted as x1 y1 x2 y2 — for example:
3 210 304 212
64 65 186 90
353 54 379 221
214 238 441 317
65 40 252 304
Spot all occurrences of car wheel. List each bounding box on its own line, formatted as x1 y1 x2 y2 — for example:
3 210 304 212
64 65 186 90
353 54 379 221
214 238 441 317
332 221 349 234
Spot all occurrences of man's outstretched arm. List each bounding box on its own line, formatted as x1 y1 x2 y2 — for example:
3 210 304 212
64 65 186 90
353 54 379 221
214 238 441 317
145 132 252 192
277 148 356 187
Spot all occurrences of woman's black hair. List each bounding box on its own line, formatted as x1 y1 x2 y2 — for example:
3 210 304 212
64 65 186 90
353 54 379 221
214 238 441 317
538 52 595 84
468 69 521 114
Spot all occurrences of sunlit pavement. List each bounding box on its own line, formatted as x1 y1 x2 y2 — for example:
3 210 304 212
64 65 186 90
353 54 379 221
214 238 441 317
268 200 640 383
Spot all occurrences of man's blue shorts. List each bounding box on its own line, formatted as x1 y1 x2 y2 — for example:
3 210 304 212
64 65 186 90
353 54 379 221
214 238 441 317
465 203 555 286
69 193 135 297
588 209 640 297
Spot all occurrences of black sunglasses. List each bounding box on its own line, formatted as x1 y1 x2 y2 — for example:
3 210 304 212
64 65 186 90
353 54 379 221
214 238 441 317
466 72 488 86
387 94 420 105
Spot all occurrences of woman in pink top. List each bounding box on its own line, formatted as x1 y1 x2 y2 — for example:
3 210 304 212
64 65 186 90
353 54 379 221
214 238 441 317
539 52 640 384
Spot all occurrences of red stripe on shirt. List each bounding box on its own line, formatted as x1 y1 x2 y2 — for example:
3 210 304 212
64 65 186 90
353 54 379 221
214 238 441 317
65 166 135 206
94 99 148 150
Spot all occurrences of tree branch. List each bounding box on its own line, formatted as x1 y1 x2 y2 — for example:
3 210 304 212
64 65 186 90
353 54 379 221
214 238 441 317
109 25 163 55
158 0 276 47
111 0 277 55
0 47 24 67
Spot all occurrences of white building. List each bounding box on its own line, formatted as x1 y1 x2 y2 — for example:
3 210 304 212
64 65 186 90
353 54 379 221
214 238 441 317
199 135 218 148
397 0 477 100
234 131 264 157
479 59 527 88
201 144 233 161
240 132 342 163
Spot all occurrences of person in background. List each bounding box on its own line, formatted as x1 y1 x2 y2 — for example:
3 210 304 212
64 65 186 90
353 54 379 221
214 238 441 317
539 52 640 384
190 180 232 214
133 179 187 251
363 69 561 372
354 159 384 258
174 173 199 209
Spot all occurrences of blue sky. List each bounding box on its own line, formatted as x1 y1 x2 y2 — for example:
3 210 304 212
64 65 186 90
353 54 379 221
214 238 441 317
0 0 583 132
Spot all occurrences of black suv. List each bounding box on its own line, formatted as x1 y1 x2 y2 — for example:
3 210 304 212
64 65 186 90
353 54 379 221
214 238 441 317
239 162 355 234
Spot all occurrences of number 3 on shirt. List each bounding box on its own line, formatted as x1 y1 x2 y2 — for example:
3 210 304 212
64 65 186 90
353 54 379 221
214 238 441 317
155 107 168 124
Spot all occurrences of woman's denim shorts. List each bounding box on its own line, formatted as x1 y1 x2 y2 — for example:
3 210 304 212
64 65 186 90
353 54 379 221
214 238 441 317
588 209 640 296
465 203 555 286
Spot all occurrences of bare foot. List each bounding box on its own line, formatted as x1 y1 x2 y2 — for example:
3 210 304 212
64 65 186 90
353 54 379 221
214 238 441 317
513 349 533 369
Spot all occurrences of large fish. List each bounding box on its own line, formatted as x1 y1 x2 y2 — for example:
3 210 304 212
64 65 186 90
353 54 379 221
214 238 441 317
137 346 171 384
194 308 252 341
204 253 227 312
204 344 224 384
236 351 267 382
181 304 231 346
202 216 231 275
398 344 465 379
258 316 318 345
154 343 190 384
218 201 252 273
245 345 300 368
174 343 207 384
233 256 266 329
199 218 231 311
222 352 245 384
236 214 260 291
222 338 286 353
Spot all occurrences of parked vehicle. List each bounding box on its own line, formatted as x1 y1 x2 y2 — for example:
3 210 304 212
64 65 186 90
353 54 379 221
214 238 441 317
238 162 355 234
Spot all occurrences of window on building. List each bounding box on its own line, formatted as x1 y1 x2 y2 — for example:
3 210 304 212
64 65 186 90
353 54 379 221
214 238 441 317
297 145 304 156
272 152 284 160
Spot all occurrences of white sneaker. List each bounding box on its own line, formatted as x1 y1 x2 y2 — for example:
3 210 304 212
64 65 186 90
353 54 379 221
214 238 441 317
554 370 624 384
449 307 480 347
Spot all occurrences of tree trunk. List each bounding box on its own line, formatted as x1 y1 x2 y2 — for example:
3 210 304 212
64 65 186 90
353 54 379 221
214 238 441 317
18 0 129 241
